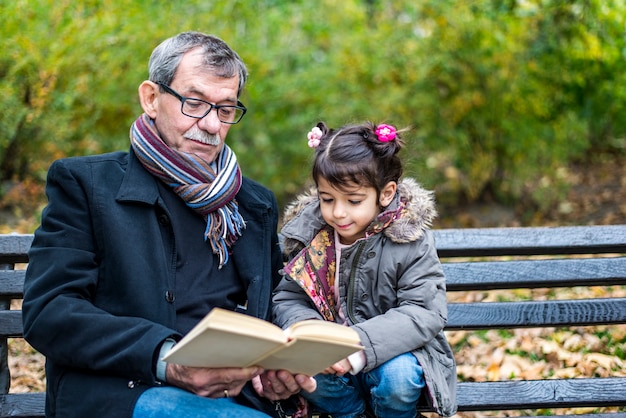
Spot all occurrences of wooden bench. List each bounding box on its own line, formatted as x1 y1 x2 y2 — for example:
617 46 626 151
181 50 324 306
0 234 43 418
0 226 625 417
436 224 626 417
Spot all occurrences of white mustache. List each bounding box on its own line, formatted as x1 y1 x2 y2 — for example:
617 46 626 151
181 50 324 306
184 127 220 145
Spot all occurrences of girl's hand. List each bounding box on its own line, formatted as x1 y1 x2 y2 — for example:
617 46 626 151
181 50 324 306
252 370 317 400
322 358 351 376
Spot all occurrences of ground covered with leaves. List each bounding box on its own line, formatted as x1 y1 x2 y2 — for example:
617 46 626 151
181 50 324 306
6 153 626 416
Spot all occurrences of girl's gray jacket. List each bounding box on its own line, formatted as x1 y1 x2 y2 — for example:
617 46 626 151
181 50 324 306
273 178 457 417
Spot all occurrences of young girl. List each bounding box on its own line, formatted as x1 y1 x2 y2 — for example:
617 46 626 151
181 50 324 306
272 122 457 418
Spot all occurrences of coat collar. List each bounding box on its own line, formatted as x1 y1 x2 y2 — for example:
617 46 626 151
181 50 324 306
116 148 162 205
115 148 271 219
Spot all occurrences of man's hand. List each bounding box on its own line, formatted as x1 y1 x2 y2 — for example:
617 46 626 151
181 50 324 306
166 363 262 398
252 370 317 401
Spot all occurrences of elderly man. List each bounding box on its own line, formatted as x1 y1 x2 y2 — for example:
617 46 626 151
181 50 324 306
23 31 315 418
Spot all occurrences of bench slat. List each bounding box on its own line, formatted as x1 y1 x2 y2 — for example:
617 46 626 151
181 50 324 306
434 225 626 257
0 312 23 339
0 236 32 265
447 298 626 330
0 393 45 418
445 257 626 291
0 271 26 298
454 377 626 411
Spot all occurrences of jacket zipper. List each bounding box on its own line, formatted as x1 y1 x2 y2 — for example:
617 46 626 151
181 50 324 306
346 241 365 324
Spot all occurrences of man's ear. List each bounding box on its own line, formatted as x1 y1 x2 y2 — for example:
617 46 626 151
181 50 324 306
379 181 397 207
138 81 159 119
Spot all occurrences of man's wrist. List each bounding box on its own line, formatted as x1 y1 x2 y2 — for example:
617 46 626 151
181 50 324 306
156 338 176 382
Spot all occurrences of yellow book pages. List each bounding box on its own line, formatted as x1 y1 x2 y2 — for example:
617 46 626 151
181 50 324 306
253 332 363 375
162 309 287 368
163 308 363 375
285 320 362 345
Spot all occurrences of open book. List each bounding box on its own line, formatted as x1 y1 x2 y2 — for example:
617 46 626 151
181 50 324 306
162 308 363 376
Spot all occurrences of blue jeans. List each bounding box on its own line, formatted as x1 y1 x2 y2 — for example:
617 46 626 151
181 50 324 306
132 386 272 418
303 353 425 418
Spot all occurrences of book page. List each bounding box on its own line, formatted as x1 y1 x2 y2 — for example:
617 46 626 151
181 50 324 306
285 320 361 345
186 308 287 342
163 309 287 367
253 321 362 375
162 308 363 375
253 336 363 375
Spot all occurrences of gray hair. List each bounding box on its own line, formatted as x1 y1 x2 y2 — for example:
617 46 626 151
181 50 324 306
148 31 248 97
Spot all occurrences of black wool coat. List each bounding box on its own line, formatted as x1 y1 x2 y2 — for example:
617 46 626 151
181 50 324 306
22 149 283 418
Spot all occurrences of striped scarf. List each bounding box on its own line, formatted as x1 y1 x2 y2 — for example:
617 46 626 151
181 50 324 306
130 113 245 268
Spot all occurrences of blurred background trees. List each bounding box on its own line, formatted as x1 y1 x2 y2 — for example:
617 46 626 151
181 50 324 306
2 0 626 230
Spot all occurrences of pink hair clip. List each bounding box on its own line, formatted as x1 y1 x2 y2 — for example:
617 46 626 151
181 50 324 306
375 124 397 142
307 126 323 148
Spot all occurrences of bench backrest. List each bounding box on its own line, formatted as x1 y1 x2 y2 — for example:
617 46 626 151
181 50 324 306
0 227 625 417
436 225 626 414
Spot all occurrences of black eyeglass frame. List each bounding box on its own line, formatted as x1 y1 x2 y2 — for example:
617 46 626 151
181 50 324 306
156 82 247 124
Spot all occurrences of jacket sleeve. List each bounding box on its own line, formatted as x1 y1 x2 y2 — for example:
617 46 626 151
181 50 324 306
22 159 177 385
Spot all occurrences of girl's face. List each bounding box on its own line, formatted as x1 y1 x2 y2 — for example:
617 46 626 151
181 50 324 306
317 177 396 245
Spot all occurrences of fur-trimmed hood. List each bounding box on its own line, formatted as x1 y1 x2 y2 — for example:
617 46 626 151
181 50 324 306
280 177 438 256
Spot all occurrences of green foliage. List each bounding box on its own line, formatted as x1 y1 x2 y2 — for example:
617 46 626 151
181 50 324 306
2 0 626 215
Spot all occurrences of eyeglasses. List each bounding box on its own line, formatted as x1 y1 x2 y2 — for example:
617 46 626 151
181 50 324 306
156 82 247 124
